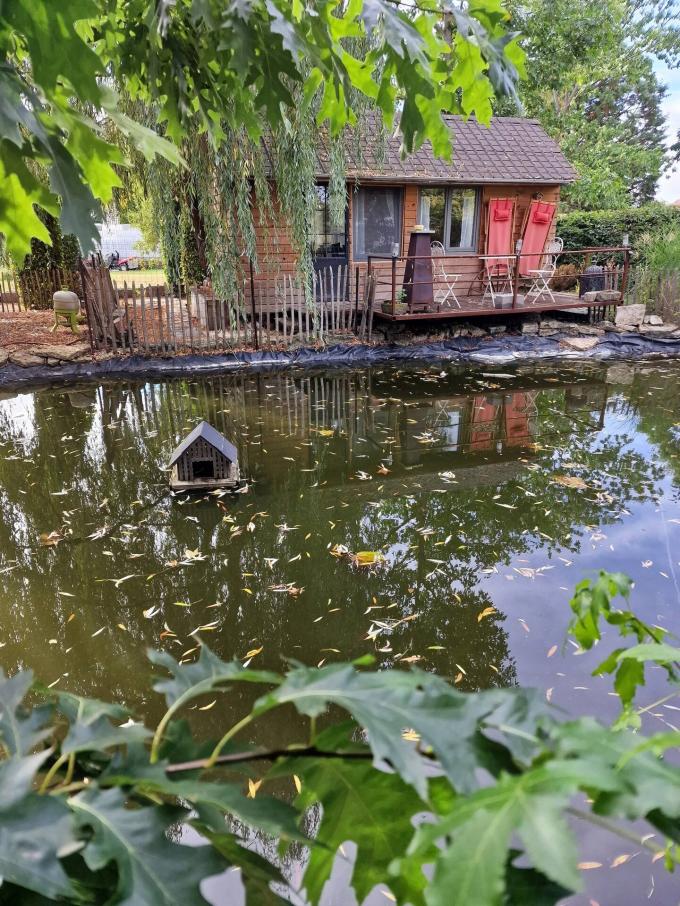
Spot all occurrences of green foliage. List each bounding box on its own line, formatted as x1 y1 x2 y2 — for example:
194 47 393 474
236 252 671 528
557 204 680 252
504 0 680 207
0 0 524 262
568 571 679 727
1 575 680 905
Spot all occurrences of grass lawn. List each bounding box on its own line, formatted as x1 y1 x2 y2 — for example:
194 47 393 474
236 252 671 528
109 267 167 287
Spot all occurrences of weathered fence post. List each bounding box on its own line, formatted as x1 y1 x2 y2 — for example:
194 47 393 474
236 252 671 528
249 258 259 351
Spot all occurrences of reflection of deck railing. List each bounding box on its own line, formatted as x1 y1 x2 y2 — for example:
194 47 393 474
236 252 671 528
366 246 631 320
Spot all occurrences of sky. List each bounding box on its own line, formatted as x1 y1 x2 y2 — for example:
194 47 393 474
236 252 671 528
656 61 680 203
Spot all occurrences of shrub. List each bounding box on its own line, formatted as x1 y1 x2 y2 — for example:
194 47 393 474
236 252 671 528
557 203 680 253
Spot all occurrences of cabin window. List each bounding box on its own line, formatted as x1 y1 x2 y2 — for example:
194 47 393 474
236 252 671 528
192 459 215 480
418 187 480 253
352 187 403 260
313 185 347 258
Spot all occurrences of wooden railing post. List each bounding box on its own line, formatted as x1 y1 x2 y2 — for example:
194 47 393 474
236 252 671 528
391 255 397 316
249 258 259 351
511 239 522 308
354 265 360 331
621 245 631 298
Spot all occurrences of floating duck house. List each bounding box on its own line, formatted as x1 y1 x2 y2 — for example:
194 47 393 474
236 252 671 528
167 421 240 491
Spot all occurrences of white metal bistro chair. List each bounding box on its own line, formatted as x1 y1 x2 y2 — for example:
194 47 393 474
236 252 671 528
430 241 461 309
525 237 564 304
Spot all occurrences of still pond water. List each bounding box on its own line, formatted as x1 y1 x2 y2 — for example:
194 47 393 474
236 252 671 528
1 359 680 905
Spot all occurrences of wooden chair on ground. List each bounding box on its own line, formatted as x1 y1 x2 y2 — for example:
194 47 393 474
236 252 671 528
430 241 461 309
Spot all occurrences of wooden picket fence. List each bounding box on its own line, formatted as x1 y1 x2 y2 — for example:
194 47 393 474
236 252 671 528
0 268 82 312
84 264 372 354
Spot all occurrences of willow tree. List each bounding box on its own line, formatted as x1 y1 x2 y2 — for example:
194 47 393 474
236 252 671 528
1 0 524 290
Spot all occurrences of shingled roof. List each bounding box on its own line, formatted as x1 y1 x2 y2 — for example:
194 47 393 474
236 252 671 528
167 421 237 468
314 114 576 185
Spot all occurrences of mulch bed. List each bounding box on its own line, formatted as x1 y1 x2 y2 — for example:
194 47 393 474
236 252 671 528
0 310 88 351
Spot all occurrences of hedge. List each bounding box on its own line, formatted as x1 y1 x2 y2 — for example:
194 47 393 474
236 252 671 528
557 203 680 252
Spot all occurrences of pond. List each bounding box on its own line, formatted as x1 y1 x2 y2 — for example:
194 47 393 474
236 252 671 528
1 359 679 905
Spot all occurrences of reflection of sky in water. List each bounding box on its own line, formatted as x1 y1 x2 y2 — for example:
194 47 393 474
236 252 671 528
0 360 679 905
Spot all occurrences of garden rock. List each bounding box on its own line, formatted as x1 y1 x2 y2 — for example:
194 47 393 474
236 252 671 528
488 325 506 336
644 315 663 326
640 323 678 335
521 321 539 335
0 350 9 367
560 336 599 351
9 351 45 367
37 344 89 362
595 290 622 303
615 304 646 329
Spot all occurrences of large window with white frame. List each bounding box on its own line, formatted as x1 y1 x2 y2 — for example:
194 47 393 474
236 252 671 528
418 187 480 252
352 187 403 260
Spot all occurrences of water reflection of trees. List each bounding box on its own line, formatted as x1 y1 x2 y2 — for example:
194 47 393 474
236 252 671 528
0 363 672 736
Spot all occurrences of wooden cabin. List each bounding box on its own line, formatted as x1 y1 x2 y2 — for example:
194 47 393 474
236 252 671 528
251 113 577 308
167 421 240 491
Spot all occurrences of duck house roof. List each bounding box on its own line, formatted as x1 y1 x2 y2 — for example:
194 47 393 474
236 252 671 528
167 421 238 468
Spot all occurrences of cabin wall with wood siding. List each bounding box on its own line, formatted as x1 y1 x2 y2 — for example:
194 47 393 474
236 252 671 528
247 181 562 304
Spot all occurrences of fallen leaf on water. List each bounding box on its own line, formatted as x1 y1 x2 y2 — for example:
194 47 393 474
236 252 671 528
577 862 602 871
610 854 634 868
355 551 386 566
477 606 496 622
245 646 263 659
553 475 589 490
40 531 64 547
199 700 217 711
642 560 653 568
547 645 558 658
293 774 302 793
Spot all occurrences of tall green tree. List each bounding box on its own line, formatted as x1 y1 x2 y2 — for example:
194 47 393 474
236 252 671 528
501 0 680 209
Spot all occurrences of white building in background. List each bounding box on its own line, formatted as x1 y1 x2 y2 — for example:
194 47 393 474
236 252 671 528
95 222 159 260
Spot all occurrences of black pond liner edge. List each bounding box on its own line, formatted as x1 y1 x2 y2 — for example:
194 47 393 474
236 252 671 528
2 332 680 391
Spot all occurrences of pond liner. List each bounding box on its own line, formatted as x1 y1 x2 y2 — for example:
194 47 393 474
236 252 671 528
2 331 680 390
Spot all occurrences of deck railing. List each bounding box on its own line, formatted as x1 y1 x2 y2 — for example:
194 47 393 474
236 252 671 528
366 246 631 319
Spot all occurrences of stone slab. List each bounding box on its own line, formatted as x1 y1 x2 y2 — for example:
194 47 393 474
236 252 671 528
9 351 45 367
560 336 600 351
639 323 678 335
644 315 663 326
615 304 646 328
36 344 89 362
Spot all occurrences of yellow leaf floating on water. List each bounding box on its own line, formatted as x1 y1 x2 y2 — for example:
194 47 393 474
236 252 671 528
547 645 558 658
247 779 262 798
477 606 496 622
610 854 633 868
199 700 216 711
553 475 589 490
355 551 385 566
577 862 602 870
293 774 302 794
245 646 263 659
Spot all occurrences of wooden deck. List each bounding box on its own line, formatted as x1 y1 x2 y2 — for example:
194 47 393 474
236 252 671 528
373 292 620 322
